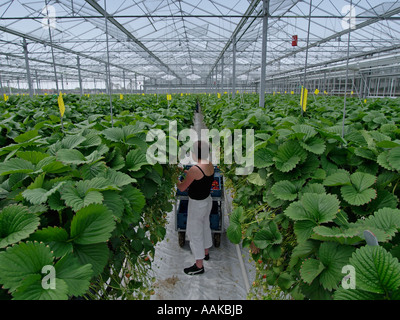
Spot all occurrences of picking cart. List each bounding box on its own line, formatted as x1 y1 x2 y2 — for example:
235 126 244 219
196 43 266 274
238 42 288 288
175 166 224 248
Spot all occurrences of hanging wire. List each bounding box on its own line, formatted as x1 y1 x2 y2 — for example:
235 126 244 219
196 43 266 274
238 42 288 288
341 0 353 139
301 0 313 116
45 0 59 93
104 0 114 127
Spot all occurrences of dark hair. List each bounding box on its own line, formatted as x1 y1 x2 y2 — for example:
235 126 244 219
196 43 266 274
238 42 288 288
192 140 210 160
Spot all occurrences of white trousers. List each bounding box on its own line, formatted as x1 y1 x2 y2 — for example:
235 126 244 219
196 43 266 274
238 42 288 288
186 195 213 260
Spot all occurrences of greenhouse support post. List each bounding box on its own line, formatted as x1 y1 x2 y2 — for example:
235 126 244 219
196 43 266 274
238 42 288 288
22 38 34 97
301 0 313 116
221 55 224 94
259 0 269 108
45 0 59 93
215 63 218 96
232 35 236 99
341 0 353 139
77 56 83 96
104 0 114 127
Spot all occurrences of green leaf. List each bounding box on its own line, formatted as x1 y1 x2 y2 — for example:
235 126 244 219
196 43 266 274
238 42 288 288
30 227 72 258
349 246 400 295
273 140 307 173
60 135 86 149
286 193 339 224
120 185 145 214
0 242 53 293
352 208 400 243
14 130 39 143
22 182 66 205
388 147 400 171
323 169 351 186
377 151 395 171
12 275 68 300
294 220 318 243
55 254 93 297
72 243 109 276
227 207 243 244
271 180 298 201
102 191 124 220
98 168 136 187
341 172 377 206
254 148 274 168
300 137 326 155
227 223 242 244
334 287 383 300
61 183 104 212
70 204 116 245
277 272 295 291
301 258 325 284
253 222 282 249
376 140 400 148
247 172 266 186
292 124 317 141
16 151 50 165
318 242 355 291
126 149 149 172
312 226 363 245
56 149 87 165
0 158 35 176
0 205 40 248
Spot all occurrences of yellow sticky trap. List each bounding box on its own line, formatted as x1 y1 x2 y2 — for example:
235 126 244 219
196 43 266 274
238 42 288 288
58 92 65 117
364 99 367 104
181 93 183 96
3 94 8 101
324 90 328 95
303 89 308 112
167 94 172 101
300 87 304 107
291 91 294 95
217 93 221 98
314 89 320 95
273 92 276 96
120 94 123 100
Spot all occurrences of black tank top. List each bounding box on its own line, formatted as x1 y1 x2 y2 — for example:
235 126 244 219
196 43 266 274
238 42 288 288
188 165 214 200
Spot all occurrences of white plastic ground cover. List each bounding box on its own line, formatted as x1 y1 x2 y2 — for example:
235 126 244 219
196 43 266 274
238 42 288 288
150 204 254 300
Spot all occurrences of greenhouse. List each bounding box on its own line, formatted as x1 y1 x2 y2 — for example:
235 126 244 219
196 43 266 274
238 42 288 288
0 0 400 304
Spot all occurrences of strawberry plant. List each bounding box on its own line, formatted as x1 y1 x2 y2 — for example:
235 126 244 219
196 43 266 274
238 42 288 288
0 93 195 300
201 93 400 300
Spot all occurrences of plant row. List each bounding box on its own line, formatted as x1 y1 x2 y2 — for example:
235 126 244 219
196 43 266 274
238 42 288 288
201 93 400 300
0 93 195 300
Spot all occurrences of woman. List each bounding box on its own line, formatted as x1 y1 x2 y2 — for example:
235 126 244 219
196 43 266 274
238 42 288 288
177 141 214 275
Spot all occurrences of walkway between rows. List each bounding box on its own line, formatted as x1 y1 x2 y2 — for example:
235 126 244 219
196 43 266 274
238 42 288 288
150 109 254 300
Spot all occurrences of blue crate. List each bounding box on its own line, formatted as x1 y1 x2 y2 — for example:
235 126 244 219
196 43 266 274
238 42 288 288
209 201 220 230
177 200 189 229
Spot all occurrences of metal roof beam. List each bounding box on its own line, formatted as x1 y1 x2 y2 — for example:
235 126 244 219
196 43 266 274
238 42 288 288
84 0 182 81
0 25 147 79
